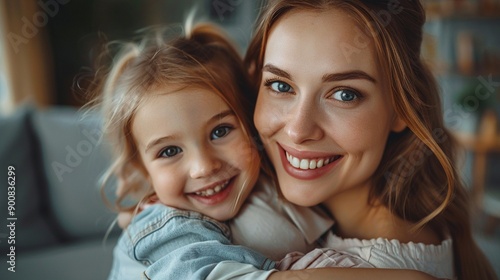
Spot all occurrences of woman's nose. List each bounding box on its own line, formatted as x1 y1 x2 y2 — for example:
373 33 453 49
189 148 222 179
284 99 324 144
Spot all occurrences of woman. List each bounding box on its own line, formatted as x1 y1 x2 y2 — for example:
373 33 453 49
245 0 496 279
106 7 437 280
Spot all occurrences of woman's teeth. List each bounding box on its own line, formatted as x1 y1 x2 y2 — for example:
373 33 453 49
286 152 340 170
195 180 230 197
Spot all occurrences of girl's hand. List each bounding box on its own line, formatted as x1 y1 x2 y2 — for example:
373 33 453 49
116 195 160 229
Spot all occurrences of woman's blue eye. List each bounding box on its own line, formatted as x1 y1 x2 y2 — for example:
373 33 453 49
160 146 182 158
270 81 293 93
211 126 232 140
332 89 358 102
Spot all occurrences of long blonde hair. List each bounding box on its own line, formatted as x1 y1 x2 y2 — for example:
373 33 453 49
245 0 497 279
86 23 261 214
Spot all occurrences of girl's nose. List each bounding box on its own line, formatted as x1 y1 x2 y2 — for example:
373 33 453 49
284 99 324 144
189 148 222 179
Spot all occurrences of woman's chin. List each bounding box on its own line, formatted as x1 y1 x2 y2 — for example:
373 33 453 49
280 185 323 207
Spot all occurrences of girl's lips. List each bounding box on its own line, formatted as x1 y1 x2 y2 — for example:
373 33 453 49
278 144 342 180
188 177 235 205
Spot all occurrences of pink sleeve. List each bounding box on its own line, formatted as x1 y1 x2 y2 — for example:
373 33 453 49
277 248 375 270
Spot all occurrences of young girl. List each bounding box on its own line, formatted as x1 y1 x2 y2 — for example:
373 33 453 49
89 18 438 280
85 22 279 279
244 0 497 279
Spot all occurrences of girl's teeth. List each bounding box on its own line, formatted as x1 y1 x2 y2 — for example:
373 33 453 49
195 180 229 197
285 152 338 170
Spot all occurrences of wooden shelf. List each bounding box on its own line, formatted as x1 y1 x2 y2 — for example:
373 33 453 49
427 13 500 21
454 130 500 152
454 110 500 232
424 0 500 21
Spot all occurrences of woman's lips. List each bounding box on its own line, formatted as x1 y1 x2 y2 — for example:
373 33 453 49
278 144 342 180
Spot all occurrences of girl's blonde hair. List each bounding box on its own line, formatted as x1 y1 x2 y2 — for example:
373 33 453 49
87 22 261 214
245 0 497 279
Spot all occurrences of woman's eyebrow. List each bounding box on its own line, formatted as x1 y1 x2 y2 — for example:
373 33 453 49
262 64 293 80
322 70 377 84
263 63 376 84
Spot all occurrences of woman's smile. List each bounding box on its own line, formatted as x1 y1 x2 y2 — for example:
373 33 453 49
279 143 343 180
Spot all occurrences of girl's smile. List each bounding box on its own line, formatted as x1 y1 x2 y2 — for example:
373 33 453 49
187 177 234 205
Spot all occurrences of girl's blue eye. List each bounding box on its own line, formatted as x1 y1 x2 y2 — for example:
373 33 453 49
270 81 294 93
160 146 182 158
332 89 358 102
211 126 233 140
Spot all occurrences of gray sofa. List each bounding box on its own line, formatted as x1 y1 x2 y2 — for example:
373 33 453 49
0 105 119 280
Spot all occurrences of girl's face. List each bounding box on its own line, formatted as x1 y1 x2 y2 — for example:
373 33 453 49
132 87 259 221
254 9 405 209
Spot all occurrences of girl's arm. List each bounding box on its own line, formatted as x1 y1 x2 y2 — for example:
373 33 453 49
207 262 440 280
268 268 440 280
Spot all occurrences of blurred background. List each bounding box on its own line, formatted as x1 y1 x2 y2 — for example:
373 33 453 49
0 0 499 279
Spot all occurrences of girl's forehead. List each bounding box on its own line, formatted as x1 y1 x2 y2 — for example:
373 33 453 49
132 88 233 138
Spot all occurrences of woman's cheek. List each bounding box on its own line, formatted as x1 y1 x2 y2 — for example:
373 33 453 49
254 97 283 139
231 138 259 168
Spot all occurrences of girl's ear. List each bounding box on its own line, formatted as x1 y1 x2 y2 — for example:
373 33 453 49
391 115 407 132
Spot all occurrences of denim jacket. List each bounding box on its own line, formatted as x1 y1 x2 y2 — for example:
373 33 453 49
112 204 275 280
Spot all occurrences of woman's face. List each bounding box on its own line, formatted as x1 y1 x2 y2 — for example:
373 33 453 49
254 9 405 209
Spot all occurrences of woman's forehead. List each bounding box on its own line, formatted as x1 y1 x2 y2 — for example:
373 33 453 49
264 9 379 82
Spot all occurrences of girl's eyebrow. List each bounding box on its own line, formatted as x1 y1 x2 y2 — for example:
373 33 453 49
263 63 376 84
144 109 235 153
210 109 235 123
145 135 175 154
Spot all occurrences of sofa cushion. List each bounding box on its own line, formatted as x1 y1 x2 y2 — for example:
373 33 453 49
0 106 58 251
11 236 118 280
32 106 118 240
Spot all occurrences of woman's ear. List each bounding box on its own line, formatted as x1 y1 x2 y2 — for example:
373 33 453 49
247 62 256 77
391 115 407 132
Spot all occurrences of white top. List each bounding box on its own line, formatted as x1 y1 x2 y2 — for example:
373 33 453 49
319 233 455 279
215 175 454 280
230 174 334 260
208 175 335 280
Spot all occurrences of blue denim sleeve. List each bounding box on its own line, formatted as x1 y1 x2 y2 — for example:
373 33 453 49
124 204 275 280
